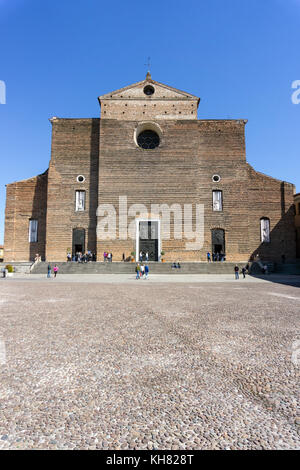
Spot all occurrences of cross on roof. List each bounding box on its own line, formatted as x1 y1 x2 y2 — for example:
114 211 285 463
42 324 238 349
144 56 151 73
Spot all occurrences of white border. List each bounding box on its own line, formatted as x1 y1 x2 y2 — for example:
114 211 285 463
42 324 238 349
77 175 86 183
212 174 221 183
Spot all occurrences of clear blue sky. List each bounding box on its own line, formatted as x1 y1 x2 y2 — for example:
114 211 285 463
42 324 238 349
0 0 299 244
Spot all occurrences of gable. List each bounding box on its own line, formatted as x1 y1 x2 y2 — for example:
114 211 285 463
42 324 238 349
98 74 200 120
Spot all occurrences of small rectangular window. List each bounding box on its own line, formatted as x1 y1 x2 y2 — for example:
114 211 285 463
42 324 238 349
29 219 38 243
260 218 270 243
75 191 85 211
212 190 223 211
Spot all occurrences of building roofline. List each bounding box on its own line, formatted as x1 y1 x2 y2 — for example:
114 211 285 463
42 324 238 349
247 163 295 186
98 77 200 103
5 169 48 187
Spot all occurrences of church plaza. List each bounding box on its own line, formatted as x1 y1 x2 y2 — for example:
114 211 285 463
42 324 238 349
0 274 299 450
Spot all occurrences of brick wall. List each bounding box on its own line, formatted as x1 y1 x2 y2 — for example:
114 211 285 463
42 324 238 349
45 118 99 261
97 117 296 262
4 172 48 261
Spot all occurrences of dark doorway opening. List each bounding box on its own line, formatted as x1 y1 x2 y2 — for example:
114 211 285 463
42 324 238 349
139 221 159 261
73 228 85 255
212 229 225 257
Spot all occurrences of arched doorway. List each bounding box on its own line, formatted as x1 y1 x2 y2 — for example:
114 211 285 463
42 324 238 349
72 228 85 255
211 228 225 257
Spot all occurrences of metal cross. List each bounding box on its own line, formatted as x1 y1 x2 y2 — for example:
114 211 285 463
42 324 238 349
144 56 151 73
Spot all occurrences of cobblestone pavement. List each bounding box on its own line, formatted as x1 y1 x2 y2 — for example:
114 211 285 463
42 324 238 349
0 277 299 449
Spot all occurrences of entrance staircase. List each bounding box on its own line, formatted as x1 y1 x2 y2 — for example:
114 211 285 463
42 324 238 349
31 261 249 275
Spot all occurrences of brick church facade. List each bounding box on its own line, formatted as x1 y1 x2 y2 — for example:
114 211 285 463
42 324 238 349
3 74 297 262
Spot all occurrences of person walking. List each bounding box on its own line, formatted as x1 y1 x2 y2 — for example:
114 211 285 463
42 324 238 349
242 266 246 279
234 265 239 280
53 265 59 278
263 264 268 275
135 263 140 280
207 252 211 263
145 264 149 279
140 264 145 279
47 264 51 278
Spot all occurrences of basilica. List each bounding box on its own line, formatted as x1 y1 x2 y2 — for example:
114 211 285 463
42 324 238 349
4 73 297 262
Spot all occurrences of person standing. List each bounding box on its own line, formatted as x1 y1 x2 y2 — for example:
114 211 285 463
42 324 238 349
53 265 59 278
47 264 51 278
234 265 239 280
139 251 143 262
207 252 211 263
145 252 149 262
242 266 246 279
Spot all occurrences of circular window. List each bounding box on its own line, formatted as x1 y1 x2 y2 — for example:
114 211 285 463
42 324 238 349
212 174 221 183
137 130 160 149
77 175 85 183
143 85 155 96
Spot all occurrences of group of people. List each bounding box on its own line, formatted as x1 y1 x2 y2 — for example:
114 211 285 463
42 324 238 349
207 252 226 262
47 264 59 278
171 262 181 269
234 263 250 279
139 251 149 262
135 263 149 279
67 251 96 262
103 252 113 262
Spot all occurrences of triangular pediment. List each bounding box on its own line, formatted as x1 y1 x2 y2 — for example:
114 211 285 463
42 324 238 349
99 75 199 102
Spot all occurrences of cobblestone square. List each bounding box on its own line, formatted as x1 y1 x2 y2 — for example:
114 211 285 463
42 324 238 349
0 275 299 449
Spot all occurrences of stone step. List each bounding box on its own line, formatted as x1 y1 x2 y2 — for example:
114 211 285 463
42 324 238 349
31 261 250 275
0 262 33 274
